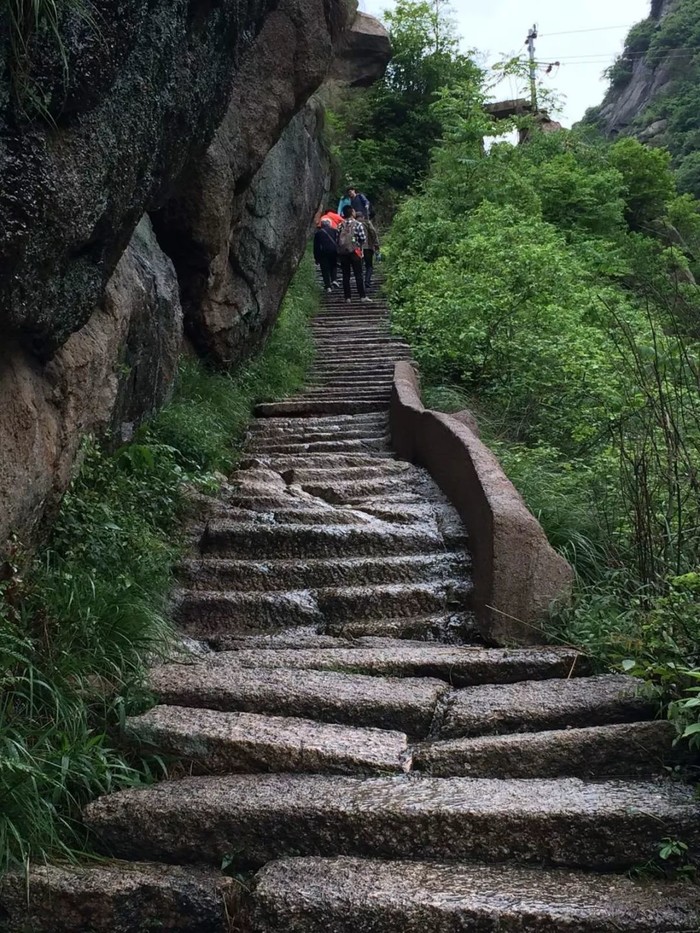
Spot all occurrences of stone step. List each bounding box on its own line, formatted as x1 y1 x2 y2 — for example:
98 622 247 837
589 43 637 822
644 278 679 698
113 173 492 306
177 553 472 593
237 454 407 473
149 662 447 735
256 400 388 416
439 674 653 738
325 611 480 644
279 463 415 481
246 426 390 444
248 412 389 432
194 502 378 527
83 773 700 870
200 521 444 558
295 477 425 503
309 365 395 377
249 856 700 933
126 706 409 775
294 389 391 401
189 644 585 686
245 438 392 456
210 615 482 650
174 581 471 635
0 863 236 933
415 720 676 778
306 378 392 389
216 500 436 530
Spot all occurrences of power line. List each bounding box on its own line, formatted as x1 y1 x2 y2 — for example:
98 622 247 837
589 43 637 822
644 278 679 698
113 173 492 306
539 24 634 38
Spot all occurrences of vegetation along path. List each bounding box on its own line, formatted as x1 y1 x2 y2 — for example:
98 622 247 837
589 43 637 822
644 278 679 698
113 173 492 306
40 281 700 929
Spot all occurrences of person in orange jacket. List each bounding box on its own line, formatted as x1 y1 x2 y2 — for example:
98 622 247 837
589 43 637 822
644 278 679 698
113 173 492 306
319 209 342 228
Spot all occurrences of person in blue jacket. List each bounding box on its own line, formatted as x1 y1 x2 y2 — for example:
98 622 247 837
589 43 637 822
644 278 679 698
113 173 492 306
338 186 372 218
348 187 371 218
337 190 352 215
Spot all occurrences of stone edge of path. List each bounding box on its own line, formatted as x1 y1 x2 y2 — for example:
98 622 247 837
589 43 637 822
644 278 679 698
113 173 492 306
390 360 574 647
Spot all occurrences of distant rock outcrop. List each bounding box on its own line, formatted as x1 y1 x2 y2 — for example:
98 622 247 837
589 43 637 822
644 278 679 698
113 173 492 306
583 0 699 175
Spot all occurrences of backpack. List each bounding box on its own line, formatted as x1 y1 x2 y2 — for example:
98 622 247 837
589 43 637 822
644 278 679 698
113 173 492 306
337 221 356 255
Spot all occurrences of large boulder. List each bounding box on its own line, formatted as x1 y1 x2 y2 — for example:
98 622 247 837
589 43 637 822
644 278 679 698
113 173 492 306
0 0 275 359
152 0 366 368
330 11 393 87
207 99 332 363
0 217 182 545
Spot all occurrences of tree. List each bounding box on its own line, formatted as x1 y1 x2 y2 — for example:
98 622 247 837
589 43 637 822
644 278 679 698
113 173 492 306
328 0 474 212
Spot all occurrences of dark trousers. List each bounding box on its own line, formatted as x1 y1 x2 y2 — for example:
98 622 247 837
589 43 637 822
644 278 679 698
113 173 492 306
363 249 375 289
318 253 337 288
340 253 366 299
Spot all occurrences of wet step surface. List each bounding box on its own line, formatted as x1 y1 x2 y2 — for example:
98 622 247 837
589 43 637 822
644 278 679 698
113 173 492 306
250 857 700 933
68 278 699 932
83 772 700 870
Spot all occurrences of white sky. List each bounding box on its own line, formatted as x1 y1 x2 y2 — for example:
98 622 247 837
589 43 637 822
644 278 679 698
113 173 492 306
361 0 652 126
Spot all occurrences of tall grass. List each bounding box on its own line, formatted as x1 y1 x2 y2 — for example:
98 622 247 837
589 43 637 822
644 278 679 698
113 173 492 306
0 255 318 870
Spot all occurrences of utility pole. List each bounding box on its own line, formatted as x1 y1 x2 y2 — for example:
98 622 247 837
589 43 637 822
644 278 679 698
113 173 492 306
526 24 538 113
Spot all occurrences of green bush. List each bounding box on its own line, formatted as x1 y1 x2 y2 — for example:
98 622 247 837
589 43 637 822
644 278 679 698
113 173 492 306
385 75 700 736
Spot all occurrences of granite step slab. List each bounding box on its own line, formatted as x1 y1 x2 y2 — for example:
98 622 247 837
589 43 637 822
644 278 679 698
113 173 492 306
83 773 700 869
149 661 447 734
415 720 676 777
198 644 585 686
248 856 700 933
0 862 236 933
176 553 471 592
200 521 445 558
439 674 654 738
126 705 410 775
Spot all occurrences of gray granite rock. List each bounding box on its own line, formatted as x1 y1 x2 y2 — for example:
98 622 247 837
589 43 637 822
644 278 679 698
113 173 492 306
83 773 700 869
440 674 653 737
126 705 409 775
149 662 447 735
250 856 700 932
0 862 235 932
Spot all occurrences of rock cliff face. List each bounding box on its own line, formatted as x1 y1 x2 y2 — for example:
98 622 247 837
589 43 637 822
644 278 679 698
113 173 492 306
0 0 276 358
0 217 181 543
0 0 391 547
589 0 677 139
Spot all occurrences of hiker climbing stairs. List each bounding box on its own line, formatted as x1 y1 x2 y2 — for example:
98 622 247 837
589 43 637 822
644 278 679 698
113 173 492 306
6 277 698 931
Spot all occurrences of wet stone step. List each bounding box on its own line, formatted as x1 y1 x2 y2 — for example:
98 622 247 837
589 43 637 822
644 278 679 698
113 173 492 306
83 773 700 870
439 674 654 738
174 582 471 635
246 427 391 444
177 553 471 592
193 503 383 527
237 453 405 472
415 720 676 778
278 463 417 481
200 522 445 558
208 615 480 651
149 662 447 734
249 856 700 933
255 400 389 416
126 705 410 776
248 412 390 431
193 644 585 687
0 862 237 933
244 439 393 456
326 611 480 645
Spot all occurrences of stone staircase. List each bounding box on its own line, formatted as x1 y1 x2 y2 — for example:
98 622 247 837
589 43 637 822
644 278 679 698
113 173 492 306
58 281 700 929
